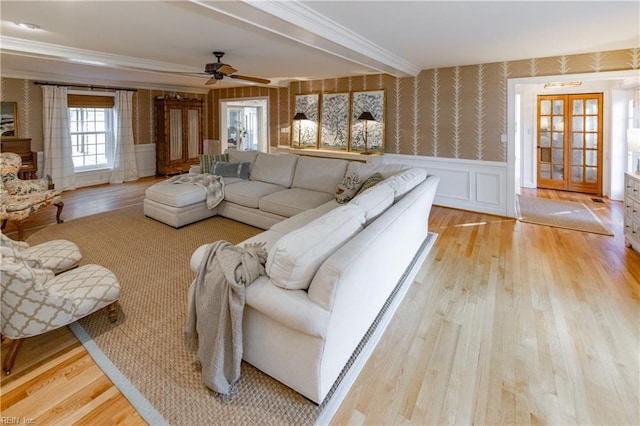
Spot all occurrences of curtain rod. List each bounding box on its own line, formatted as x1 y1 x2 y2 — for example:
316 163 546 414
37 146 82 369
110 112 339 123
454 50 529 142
33 81 137 92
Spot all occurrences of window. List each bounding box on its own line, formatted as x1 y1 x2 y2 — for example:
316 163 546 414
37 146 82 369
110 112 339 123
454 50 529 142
69 107 113 170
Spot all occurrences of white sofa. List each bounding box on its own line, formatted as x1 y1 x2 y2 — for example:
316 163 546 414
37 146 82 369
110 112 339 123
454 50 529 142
155 151 440 404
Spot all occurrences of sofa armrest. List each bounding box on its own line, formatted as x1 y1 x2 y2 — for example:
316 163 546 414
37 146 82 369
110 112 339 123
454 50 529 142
246 276 329 338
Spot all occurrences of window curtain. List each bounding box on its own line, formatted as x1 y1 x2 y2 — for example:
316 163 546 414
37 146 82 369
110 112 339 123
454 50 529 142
111 90 138 184
42 85 76 191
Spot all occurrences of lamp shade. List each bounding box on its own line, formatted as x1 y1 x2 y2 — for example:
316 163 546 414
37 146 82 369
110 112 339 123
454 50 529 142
628 128 640 152
357 111 375 121
293 112 308 121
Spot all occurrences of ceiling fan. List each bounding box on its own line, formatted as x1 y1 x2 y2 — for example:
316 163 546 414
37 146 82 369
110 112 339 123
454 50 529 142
201 51 270 86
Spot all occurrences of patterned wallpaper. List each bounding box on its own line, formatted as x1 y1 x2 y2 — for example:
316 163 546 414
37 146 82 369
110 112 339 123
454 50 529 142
2 47 637 163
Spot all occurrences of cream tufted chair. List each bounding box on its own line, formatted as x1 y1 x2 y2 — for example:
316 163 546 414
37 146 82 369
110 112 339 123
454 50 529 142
0 152 64 241
0 244 121 374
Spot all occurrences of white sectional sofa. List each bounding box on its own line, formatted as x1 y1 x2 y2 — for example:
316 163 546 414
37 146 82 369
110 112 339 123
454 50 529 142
144 150 439 404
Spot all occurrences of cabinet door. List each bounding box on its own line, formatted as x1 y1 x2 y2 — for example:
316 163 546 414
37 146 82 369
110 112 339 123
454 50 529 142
186 108 201 160
169 108 183 162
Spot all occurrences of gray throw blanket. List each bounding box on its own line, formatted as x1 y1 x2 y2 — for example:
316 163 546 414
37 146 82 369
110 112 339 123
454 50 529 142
185 240 267 396
170 173 224 209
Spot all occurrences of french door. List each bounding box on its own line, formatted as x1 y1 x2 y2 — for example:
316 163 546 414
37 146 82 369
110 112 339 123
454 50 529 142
537 93 603 194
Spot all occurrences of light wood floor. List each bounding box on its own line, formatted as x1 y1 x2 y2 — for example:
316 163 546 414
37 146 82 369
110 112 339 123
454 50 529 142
2 180 639 425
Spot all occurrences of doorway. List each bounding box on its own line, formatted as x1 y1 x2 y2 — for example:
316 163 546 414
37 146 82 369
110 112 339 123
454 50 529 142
536 93 603 194
220 98 268 152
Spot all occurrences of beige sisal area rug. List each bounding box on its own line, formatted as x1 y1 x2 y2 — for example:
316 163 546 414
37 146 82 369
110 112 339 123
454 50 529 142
516 195 613 236
26 205 325 425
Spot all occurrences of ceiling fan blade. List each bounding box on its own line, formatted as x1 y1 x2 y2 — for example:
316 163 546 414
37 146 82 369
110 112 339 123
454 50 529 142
230 74 271 85
205 77 219 85
217 64 237 75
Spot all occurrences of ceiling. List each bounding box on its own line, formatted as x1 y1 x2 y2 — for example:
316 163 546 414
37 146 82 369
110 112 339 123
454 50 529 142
0 1 638 92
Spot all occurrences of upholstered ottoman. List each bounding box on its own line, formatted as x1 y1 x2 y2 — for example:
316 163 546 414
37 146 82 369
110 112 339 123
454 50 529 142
144 180 217 228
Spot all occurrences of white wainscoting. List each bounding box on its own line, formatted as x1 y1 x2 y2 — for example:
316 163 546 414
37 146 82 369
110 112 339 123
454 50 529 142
382 154 510 217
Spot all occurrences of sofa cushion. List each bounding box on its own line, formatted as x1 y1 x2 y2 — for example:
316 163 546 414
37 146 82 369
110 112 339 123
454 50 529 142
224 181 287 209
259 188 334 218
269 199 339 234
385 168 427 200
266 204 366 290
211 161 251 179
145 181 205 207
250 153 298 187
350 181 394 224
345 162 410 180
292 156 349 194
228 149 259 170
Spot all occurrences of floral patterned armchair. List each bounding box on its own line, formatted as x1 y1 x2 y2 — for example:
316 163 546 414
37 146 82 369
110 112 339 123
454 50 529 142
1 152 64 240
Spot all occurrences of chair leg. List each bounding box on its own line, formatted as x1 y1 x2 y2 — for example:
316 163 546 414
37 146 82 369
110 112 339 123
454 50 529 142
16 222 25 241
107 301 120 323
3 338 24 375
54 201 64 224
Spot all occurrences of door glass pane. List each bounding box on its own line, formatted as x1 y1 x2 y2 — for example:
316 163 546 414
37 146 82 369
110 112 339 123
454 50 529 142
572 116 583 132
586 99 598 114
540 165 551 179
540 100 551 115
572 166 583 182
540 147 551 163
572 132 584 148
585 116 597 132
553 100 564 115
540 132 551 147
552 116 564 131
585 133 597 149
552 149 563 163
552 132 564 147
572 149 583 165
585 150 597 166
552 165 563 180
585 167 597 183
540 116 550 131
572 100 583 115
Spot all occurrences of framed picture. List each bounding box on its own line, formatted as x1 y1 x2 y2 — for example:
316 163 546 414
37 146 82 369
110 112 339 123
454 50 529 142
1 102 17 138
320 93 350 151
292 93 319 148
350 90 384 153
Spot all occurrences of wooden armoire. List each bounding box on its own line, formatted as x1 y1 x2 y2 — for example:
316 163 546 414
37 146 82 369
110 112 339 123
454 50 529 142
155 97 204 175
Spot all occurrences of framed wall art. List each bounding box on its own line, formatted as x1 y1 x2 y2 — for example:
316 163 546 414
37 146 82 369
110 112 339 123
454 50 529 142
320 92 350 151
292 93 319 148
0 102 17 138
350 90 384 153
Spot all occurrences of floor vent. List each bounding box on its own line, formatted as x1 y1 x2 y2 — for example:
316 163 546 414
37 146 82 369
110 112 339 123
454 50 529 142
591 198 605 203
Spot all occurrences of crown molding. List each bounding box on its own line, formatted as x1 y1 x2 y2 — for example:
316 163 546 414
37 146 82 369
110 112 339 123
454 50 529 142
190 0 419 77
0 68 212 94
1 36 203 74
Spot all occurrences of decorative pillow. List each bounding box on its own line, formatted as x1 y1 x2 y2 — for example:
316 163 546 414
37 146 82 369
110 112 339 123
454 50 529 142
355 172 384 196
266 204 366 290
335 173 362 204
199 153 229 174
350 181 394 224
211 161 251 179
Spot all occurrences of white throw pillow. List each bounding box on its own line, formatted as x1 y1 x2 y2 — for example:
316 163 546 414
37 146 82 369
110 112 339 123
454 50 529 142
350 181 394 224
266 204 366 290
385 168 427 200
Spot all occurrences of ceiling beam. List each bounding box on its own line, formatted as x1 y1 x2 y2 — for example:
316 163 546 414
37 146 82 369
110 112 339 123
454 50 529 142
190 0 419 78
